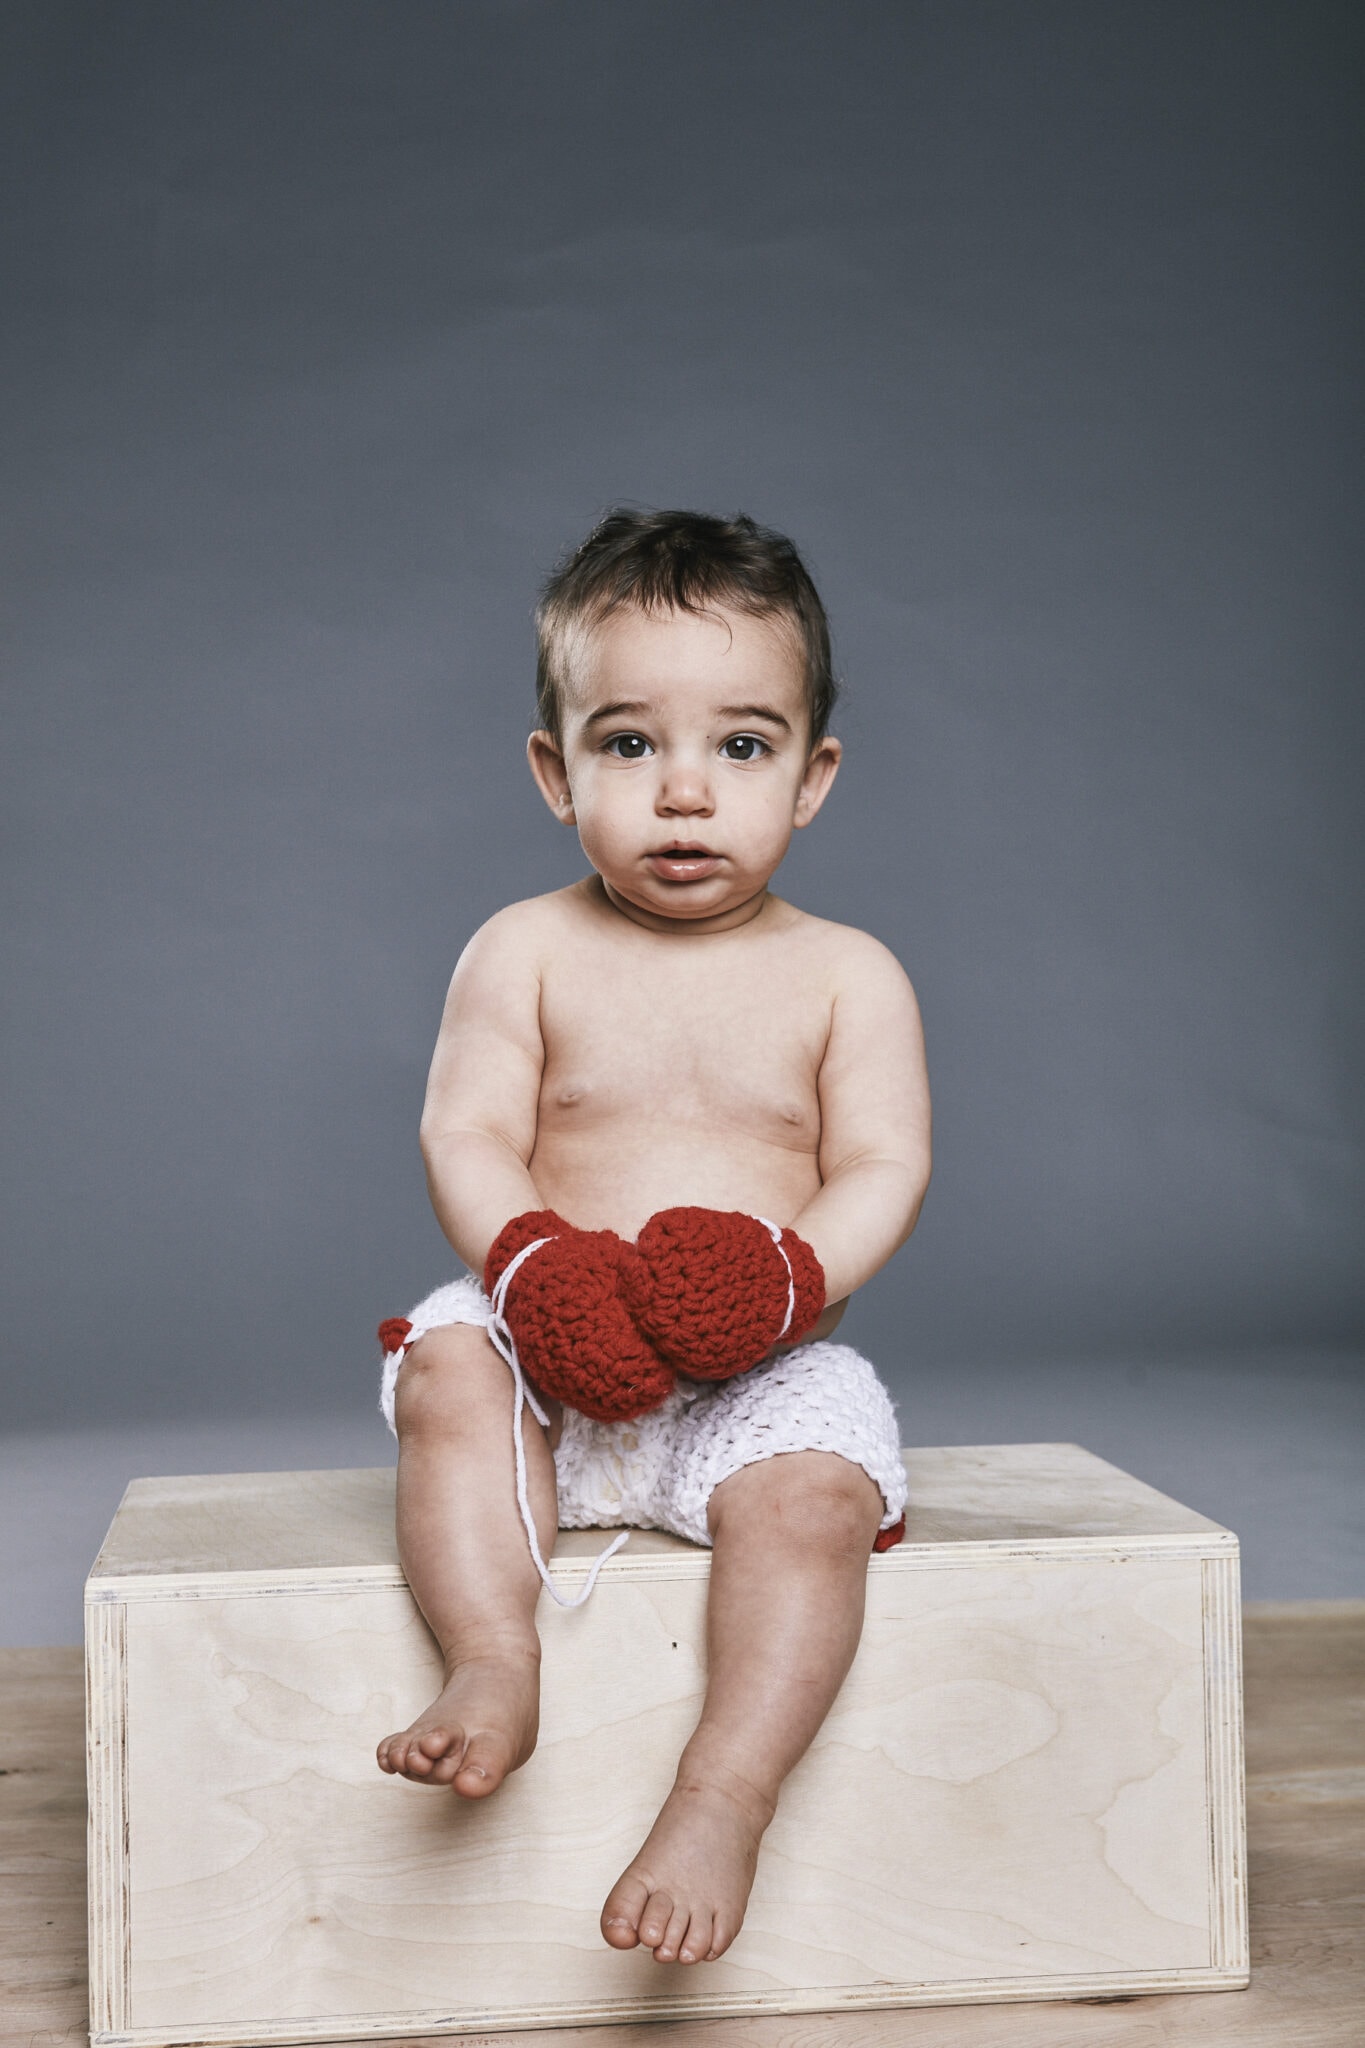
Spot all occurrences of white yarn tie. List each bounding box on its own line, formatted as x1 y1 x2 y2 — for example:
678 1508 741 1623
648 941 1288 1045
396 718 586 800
757 1216 797 1340
486 1235 629 1608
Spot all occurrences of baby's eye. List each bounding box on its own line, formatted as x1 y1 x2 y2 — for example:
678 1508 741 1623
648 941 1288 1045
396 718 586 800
720 733 769 762
604 732 653 760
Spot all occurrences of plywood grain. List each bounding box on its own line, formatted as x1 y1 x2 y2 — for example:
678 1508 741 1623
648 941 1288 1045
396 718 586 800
118 1555 1221 2032
2 1603 1360 2048
83 1604 127 2036
80 1449 1248 2039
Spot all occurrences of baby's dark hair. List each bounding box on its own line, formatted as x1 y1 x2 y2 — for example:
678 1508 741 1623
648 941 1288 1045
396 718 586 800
535 508 838 745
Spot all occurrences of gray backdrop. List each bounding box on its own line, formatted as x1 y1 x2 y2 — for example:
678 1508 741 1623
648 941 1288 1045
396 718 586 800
4 0 1361 1436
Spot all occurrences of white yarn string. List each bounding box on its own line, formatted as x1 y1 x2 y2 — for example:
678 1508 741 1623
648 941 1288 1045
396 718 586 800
393 1213 800 1601
756 1216 797 1339
486 1235 629 1608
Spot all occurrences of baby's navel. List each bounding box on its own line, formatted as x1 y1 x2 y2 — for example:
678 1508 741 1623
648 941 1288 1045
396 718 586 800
556 1083 587 1109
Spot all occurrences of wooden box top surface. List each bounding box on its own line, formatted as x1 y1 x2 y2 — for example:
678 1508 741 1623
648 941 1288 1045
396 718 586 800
87 1443 1232 1589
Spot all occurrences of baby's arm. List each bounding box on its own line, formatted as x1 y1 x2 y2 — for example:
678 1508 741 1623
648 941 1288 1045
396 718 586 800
419 908 546 1274
790 933 931 1305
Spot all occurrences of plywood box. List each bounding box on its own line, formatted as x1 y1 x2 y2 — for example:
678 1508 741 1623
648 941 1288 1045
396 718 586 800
85 1444 1247 2044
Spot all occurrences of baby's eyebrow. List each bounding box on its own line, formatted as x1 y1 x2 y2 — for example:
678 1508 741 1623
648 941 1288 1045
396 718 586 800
716 702 793 733
579 697 794 734
582 699 651 729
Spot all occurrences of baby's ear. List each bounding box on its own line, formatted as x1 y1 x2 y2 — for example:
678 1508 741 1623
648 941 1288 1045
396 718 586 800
527 730 576 824
793 734 842 828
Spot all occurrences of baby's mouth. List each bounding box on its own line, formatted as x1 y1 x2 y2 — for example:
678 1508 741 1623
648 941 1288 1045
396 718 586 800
647 843 722 880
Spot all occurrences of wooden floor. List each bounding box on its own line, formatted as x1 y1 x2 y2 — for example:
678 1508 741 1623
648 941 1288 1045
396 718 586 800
2 1604 1360 2048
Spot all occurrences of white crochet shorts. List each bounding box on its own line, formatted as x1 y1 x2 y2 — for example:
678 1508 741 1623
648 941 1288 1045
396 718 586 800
381 1274 907 1548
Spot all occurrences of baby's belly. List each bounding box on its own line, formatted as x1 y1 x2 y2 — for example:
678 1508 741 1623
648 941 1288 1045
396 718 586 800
527 1123 823 1240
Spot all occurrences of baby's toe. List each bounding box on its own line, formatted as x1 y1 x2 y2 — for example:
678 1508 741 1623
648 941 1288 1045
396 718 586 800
676 1906 714 1965
637 1888 675 1953
654 1900 696 1963
600 1874 650 1950
379 1734 413 1774
704 1913 736 1962
451 1728 513 1796
424 1746 469 1785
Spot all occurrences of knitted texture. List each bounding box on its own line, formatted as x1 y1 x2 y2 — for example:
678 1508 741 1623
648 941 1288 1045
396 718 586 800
377 1317 413 1356
383 1206 826 1424
550 1340 907 1548
482 1209 675 1423
621 1207 825 1380
378 1275 907 1551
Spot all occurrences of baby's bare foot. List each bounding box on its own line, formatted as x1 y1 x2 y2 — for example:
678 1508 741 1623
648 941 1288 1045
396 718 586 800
600 1769 771 1964
376 1645 540 1797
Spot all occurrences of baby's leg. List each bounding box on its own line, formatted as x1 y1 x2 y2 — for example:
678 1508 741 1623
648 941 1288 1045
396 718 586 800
601 1450 882 1964
376 1322 559 1798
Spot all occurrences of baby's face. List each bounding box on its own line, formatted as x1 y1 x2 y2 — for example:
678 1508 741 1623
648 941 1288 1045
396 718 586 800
529 604 841 931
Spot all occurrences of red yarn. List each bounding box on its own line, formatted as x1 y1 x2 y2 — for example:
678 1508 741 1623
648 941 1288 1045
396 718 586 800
620 1207 825 1380
390 1212 901 1546
483 1208 572 1278
484 1210 676 1424
387 1207 824 1421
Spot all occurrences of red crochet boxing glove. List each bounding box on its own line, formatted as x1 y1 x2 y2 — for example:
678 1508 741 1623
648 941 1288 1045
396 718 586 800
620 1207 825 1381
483 1209 675 1423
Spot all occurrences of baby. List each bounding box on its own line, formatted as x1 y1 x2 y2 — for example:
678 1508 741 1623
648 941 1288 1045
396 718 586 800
375 509 931 1968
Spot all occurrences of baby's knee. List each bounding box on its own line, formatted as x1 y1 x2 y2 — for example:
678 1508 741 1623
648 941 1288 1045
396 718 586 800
392 1323 507 1439
714 1452 883 1557
789 1463 883 1558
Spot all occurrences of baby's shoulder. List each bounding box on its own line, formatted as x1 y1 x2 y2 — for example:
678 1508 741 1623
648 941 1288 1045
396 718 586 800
773 901 915 994
450 890 581 992
462 887 580 950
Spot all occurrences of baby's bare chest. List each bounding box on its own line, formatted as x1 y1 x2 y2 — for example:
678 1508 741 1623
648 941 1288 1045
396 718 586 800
536 946 829 1147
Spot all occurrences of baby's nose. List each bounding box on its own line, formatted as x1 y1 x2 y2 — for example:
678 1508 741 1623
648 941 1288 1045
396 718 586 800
657 761 714 813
